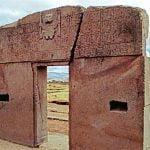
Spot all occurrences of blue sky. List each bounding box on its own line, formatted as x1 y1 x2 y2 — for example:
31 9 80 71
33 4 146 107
0 0 149 73
48 66 69 74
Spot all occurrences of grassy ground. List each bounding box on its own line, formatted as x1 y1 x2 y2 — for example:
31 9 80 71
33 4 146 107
47 81 69 102
47 81 69 136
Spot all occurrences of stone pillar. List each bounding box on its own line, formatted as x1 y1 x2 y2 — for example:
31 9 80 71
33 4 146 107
0 63 34 146
70 6 149 150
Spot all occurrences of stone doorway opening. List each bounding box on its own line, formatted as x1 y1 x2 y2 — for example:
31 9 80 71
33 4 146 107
47 66 69 150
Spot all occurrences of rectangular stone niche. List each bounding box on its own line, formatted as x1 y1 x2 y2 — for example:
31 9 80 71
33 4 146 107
0 94 9 102
109 100 128 112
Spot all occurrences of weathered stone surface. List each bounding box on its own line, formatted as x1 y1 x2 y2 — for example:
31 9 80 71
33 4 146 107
144 57 150 106
0 6 148 63
0 63 34 146
75 6 147 58
144 58 150 150
144 105 150 150
33 65 47 146
70 56 144 150
0 6 84 63
0 65 7 93
0 5 148 149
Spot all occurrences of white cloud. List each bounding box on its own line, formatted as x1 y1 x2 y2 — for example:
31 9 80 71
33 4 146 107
146 50 150 57
47 66 69 73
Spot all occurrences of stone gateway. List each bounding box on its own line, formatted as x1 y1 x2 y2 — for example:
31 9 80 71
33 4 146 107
0 6 149 150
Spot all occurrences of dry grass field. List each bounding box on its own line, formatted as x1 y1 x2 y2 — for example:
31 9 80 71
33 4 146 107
47 81 69 102
47 82 69 146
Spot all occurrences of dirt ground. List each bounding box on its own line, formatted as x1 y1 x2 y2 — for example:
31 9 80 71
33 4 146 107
47 81 69 150
47 81 69 134
0 133 69 150
47 119 68 135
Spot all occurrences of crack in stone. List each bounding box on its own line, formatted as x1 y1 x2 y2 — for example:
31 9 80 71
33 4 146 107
69 12 84 64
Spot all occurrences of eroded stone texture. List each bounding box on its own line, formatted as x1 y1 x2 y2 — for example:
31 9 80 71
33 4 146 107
70 56 144 150
0 65 7 93
144 57 150 150
75 6 146 58
144 57 150 106
33 65 47 146
0 63 34 146
0 6 84 63
0 5 148 149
